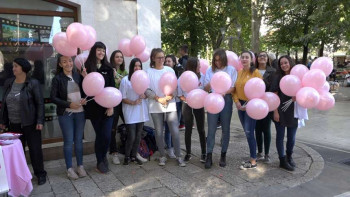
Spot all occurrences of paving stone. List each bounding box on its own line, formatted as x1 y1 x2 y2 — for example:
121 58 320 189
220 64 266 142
133 187 176 197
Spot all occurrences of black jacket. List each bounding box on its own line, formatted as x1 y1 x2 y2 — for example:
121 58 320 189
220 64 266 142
263 66 276 91
50 71 85 116
0 77 44 127
84 64 115 119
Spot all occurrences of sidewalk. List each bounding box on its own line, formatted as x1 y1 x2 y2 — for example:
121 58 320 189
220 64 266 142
28 119 324 197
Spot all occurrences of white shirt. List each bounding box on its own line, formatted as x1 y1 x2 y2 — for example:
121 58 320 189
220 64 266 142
147 66 177 113
178 73 205 97
120 76 149 124
204 66 238 93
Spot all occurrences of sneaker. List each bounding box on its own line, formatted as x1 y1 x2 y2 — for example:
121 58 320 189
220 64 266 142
77 166 87 177
167 148 176 159
136 153 148 163
240 161 257 170
200 154 206 163
178 124 185 130
177 157 186 167
192 124 195 129
184 154 192 162
264 155 271 163
159 156 167 166
96 162 109 173
132 157 143 166
67 168 79 179
257 153 264 161
123 157 130 165
217 125 222 129
112 153 121 165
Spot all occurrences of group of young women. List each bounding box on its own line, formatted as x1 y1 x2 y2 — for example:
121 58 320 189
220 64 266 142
0 41 299 183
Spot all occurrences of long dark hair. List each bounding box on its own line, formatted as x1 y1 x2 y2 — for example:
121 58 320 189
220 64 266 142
211 48 227 72
185 57 200 79
165 54 177 68
128 58 142 81
255 51 271 68
277 55 295 76
241 50 256 74
85 42 109 73
150 48 164 68
110 50 125 71
56 54 64 74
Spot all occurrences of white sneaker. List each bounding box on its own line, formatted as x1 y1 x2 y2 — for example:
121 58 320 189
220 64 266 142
77 166 87 177
67 168 79 180
112 153 121 165
177 157 186 167
159 156 167 166
167 148 176 159
136 153 148 163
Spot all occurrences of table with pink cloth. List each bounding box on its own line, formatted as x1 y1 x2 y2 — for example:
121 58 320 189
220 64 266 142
1 139 33 197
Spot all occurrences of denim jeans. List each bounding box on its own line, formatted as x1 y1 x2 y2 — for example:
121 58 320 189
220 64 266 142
274 121 297 158
91 115 114 164
58 111 86 169
151 112 181 157
125 122 144 158
237 100 257 159
206 94 233 154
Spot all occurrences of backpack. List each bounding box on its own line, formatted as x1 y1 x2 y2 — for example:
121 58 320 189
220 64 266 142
138 139 150 159
117 124 127 154
142 126 158 156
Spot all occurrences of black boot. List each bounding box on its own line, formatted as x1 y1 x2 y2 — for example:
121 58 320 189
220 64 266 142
279 156 294 171
219 152 226 167
286 153 296 167
123 157 130 165
205 153 212 169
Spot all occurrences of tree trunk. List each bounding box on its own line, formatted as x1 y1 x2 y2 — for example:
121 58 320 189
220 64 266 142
251 0 261 53
295 50 298 63
186 0 198 56
318 40 324 57
302 5 314 65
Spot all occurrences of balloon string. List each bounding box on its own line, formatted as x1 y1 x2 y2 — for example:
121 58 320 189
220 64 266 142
86 97 94 102
241 101 248 107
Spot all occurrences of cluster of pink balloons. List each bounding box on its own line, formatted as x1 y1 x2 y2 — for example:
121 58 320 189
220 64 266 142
244 77 279 120
226 51 243 71
280 57 335 110
179 71 199 92
118 35 150 62
82 72 122 108
131 70 150 95
52 23 96 57
159 72 178 96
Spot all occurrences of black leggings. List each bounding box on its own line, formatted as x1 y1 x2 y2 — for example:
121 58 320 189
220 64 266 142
109 103 125 153
255 114 272 155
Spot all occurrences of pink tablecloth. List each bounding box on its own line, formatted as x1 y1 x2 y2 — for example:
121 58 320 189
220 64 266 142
1 139 33 197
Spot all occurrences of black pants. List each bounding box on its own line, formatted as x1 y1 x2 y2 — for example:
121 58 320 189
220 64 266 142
125 122 144 158
109 103 125 153
182 103 206 155
9 123 47 178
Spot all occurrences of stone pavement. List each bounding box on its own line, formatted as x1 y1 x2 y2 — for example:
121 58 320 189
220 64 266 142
28 122 324 197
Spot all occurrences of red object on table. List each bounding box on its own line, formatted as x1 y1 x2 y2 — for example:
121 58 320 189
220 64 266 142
1 139 33 197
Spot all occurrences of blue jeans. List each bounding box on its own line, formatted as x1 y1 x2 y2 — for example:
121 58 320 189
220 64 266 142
176 101 184 125
237 100 257 159
206 94 233 154
58 111 86 169
274 121 297 158
91 115 114 164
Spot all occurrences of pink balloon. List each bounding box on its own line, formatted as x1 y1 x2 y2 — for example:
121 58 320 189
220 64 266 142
94 87 122 108
204 93 225 114
317 81 330 93
262 92 280 111
82 72 105 96
236 59 243 71
315 91 335 111
136 48 150 62
244 77 265 99
74 53 88 70
159 72 177 95
199 59 209 75
296 87 320 109
210 71 232 94
302 69 326 90
280 75 302 96
118 38 133 57
80 25 97 50
179 71 199 92
52 32 77 57
130 35 146 55
246 98 269 120
291 64 309 80
311 57 333 76
186 89 209 109
66 22 88 48
226 51 239 70
131 70 150 95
